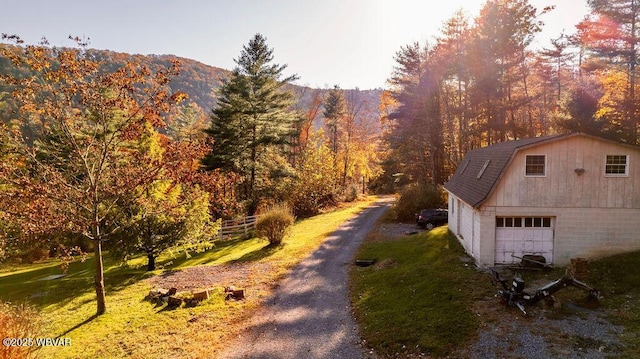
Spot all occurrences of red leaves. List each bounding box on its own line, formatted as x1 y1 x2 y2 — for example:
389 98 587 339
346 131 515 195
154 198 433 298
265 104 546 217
0 36 188 241
170 91 189 104
576 14 626 52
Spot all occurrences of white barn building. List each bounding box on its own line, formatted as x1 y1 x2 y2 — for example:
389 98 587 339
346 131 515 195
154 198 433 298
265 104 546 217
444 132 640 267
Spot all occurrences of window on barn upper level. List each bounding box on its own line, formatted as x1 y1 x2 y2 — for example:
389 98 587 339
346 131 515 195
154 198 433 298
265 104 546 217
525 155 546 176
605 155 628 176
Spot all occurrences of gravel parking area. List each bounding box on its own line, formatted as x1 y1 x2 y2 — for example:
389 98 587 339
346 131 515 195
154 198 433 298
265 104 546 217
374 222 626 359
455 295 625 358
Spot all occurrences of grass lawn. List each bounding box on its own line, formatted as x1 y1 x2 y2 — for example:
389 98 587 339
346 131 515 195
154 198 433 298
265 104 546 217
350 226 491 357
0 196 379 359
589 251 640 357
350 221 640 358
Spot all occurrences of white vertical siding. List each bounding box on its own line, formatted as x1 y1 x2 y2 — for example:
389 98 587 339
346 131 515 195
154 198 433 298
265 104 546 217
447 195 457 234
449 194 476 259
487 136 640 209
449 135 640 267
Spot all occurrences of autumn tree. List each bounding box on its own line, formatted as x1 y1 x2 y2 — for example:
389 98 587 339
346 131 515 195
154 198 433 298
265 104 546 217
289 87 324 162
0 35 186 315
340 90 364 188
203 34 299 213
468 0 544 143
338 89 382 192
576 0 640 143
287 131 337 216
108 128 218 271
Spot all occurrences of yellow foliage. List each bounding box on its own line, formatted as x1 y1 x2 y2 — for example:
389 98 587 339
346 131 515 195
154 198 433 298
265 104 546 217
594 69 627 123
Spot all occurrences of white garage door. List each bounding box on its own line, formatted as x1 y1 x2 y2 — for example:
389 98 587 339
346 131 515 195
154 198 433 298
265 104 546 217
495 217 554 264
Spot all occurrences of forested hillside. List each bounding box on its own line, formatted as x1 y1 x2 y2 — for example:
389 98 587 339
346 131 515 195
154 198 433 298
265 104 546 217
0 47 381 135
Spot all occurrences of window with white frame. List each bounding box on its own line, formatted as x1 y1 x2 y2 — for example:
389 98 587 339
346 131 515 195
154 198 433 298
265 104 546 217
525 155 546 176
605 155 628 176
496 217 552 228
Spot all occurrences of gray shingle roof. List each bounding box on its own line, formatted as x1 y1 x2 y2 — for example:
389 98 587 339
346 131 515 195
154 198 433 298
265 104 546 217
444 133 567 208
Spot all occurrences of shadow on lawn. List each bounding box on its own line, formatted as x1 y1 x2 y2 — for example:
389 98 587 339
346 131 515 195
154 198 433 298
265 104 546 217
0 236 272 311
0 256 152 310
231 242 280 263
58 314 99 337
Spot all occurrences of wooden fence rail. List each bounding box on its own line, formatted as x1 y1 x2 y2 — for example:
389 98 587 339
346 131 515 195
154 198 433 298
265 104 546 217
218 215 259 240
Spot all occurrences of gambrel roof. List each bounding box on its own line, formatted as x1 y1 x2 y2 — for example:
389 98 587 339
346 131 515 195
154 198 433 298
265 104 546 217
444 133 568 208
444 132 640 208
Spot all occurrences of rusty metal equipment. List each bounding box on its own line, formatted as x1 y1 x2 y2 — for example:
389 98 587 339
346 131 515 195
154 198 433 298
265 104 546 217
491 269 601 315
510 254 553 270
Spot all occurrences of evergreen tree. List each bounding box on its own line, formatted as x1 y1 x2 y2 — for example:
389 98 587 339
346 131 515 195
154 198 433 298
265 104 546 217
203 34 299 211
322 85 345 155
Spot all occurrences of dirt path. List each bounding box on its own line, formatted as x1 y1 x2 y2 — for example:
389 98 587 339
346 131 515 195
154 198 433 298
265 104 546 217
218 197 393 359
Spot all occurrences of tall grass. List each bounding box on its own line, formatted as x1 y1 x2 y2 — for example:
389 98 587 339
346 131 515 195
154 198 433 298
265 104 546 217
0 301 41 359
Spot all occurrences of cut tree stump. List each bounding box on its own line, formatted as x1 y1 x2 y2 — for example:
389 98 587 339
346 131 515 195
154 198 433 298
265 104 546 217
192 290 210 302
224 286 245 300
167 296 183 308
148 288 169 298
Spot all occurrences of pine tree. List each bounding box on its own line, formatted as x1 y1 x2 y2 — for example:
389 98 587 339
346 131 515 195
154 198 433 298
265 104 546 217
203 34 299 210
322 85 345 155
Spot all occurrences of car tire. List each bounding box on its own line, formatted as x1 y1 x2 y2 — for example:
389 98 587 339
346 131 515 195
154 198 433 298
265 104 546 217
426 223 434 230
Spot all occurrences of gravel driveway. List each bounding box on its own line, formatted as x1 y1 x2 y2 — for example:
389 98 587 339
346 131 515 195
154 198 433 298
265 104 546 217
218 197 393 359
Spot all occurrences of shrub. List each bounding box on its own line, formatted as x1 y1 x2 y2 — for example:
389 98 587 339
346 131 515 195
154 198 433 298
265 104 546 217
256 204 295 247
290 189 337 218
343 185 359 203
394 184 446 222
0 301 41 359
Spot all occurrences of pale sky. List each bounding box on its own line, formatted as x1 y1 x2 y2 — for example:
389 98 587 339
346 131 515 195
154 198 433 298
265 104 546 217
1 0 590 90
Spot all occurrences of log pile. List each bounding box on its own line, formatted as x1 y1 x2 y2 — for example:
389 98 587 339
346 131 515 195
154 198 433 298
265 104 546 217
145 286 245 308
146 287 178 304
